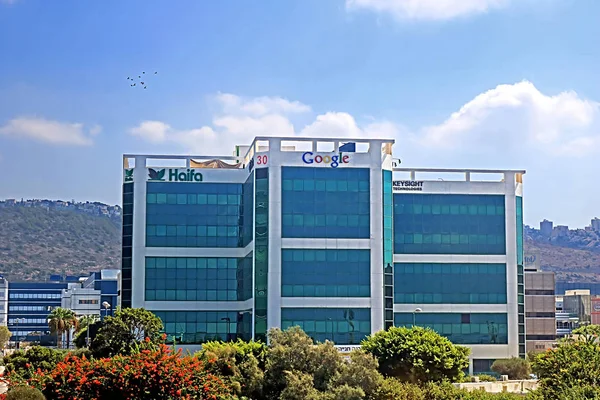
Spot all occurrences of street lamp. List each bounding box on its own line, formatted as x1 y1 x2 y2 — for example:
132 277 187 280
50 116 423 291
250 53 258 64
221 317 231 341
102 301 111 318
412 308 422 328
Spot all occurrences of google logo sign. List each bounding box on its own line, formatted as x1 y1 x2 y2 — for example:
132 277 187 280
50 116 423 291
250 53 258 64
302 152 350 168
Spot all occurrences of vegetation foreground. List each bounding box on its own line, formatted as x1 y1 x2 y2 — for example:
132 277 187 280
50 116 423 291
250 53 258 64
1 308 600 400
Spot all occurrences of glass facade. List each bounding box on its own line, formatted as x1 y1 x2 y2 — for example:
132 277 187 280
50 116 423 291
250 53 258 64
121 183 133 308
154 310 252 344
383 170 394 329
254 169 268 342
281 167 370 238
394 263 507 304
146 182 246 248
281 308 370 345
145 256 252 301
393 194 506 254
281 249 370 297
394 313 508 344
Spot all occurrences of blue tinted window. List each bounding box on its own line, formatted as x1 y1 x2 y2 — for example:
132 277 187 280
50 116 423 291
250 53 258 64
394 313 508 344
281 167 370 238
282 249 370 297
281 308 370 345
146 181 252 248
153 310 252 344
145 256 252 302
394 263 507 304
394 194 506 255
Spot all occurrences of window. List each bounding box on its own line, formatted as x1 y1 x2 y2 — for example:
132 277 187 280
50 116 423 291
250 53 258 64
145 256 253 302
146 181 251 248
281 308 370 345
281 249 370 297
152 310 252 344
78 299 99 305
281 167 370 238
394 263 507 304
395 313 508 344
393 194 506 255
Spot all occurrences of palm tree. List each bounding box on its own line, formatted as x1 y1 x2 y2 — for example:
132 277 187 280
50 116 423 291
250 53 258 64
48 308 77 349
78 314 99 332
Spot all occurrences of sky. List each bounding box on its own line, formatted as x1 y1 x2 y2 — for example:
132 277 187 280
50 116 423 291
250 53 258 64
0 0 599 228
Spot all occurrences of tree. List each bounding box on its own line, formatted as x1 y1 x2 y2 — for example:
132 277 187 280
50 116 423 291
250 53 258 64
0 325 12 350
198 339 267 399
263 327 344 399
532 336 600 399
6 385 45 400
89 307 163 357
3 346 66 379
361 326 470 383
47 308 77 349
77 314 99 333
491 358 531 380
572 324 600 337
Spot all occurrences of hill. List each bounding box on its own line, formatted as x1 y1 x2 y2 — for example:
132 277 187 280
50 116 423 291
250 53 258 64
0 206 121 281
525 226 600 283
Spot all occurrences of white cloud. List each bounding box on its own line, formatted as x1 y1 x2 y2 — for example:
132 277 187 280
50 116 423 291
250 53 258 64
130 95 392 155
346 0 510 21
418 81 600 156
0 117 99 146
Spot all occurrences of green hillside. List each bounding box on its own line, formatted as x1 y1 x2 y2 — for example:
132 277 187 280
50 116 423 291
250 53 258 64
0 207 120 281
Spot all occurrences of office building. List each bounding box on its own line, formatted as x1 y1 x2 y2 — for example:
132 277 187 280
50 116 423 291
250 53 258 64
591 297 600 325
562 289 591 325
8 281 68 345
0 276 8 326
555 296 579 338
524 269 556 353
122 136 525 374
61 270 119 319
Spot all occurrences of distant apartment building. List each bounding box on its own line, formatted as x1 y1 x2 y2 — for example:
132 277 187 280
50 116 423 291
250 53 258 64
591 218 600 233
553 225 569 238
540 219 553 237
524 267 556 353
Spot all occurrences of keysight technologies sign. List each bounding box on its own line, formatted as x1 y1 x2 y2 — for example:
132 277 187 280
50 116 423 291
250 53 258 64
148 168 203 182
393 181 424 192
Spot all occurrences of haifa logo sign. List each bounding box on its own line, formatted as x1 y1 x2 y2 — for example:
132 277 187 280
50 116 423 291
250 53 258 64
124 169 134 182
302 152 349 168
148 168 203 182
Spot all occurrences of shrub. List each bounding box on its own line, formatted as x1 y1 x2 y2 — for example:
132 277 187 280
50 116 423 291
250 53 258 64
3 347 66 380
25 343 233 400
491 357 531 380
361 326 470 383
6 386 45 400
475 374 498 382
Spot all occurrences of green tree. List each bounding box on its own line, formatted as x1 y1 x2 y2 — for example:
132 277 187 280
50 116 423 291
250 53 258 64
47 308 77 349
491 357 531 380
198 339 267 399
89 307 163 357
572 324 600 337
3 346 66 379
263 327 344 399
0 325 12 350
361 326 470 383
532 336 600 399
280 371 322 400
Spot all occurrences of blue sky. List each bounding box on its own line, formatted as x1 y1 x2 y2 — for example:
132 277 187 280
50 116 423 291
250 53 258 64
1 0 599 227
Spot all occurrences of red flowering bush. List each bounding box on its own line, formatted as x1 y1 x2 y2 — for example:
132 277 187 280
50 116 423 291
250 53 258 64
22 343 236 400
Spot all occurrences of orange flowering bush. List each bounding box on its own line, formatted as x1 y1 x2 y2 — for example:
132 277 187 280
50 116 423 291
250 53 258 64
21 343 236 400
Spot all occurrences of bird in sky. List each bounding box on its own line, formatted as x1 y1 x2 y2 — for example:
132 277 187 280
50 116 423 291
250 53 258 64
127 71 157 89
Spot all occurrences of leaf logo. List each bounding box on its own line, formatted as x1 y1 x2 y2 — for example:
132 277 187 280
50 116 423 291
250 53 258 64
148 168 166 181
124 169 134 182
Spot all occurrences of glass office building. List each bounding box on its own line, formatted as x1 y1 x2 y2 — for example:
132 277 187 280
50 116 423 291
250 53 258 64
123 137 525 373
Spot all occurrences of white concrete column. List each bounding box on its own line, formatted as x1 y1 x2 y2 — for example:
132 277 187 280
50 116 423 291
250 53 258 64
267 139 282 330
504 172 519 358
370 142 384 333
131 156 148 308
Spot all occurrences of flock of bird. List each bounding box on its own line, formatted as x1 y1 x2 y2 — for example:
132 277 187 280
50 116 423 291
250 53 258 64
127 71 157 89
